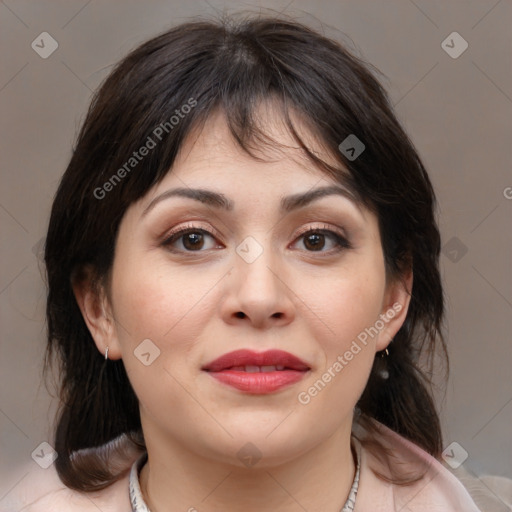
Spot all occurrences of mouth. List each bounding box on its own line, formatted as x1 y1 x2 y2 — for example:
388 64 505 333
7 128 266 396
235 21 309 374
202 349 311 394
220 365 293 372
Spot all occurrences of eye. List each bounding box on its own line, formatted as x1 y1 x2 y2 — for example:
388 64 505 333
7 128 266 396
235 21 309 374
292 227 351 253
162 225 222 252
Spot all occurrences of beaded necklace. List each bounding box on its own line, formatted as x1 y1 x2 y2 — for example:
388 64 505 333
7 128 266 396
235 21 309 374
129 443 360 512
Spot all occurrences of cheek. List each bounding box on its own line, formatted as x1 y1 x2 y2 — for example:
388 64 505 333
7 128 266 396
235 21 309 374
109 259 218 416
326 279 384 348
301 259 386 351
111 256 217 344
293 258 386 410
108 254 236 410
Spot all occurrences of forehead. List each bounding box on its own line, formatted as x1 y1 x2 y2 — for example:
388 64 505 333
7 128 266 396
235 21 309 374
127 101 368 226
170 103 343 184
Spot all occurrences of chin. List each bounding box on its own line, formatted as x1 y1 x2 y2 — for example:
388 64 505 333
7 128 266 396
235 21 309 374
204 428 317 469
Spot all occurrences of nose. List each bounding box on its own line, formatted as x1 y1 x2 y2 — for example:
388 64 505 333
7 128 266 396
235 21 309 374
220 246 296 329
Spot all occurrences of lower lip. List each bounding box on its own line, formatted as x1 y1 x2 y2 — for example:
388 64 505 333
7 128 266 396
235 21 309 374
204 369 308 394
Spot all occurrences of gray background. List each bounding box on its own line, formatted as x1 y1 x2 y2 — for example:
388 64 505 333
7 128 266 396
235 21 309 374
1 0 511 503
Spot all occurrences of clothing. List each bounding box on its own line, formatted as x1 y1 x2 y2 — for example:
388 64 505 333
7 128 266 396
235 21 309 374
1 422 482 512
128 445 361 512
128 443 359 512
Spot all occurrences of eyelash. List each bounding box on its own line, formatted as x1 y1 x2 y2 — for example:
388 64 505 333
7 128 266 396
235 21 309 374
161 223 351 254
294 225 352 253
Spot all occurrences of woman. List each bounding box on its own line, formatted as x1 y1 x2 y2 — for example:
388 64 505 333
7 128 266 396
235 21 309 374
6 15 482 511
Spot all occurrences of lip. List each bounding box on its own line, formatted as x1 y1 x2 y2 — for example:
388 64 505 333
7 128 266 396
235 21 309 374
202 349 310 372
202 349 310 394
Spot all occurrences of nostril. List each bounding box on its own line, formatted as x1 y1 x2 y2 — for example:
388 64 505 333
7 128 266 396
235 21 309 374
235 311 246 319
272 312 283 319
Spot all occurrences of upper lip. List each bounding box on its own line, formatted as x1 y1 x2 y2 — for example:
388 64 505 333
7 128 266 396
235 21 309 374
202 349 310 372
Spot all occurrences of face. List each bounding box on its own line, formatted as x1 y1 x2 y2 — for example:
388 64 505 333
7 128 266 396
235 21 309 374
79 106 410 468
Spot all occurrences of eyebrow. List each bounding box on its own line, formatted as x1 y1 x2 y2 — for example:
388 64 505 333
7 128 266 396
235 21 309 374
141 184 361 218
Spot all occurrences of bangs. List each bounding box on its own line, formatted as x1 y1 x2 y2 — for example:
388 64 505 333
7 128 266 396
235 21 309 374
88 19 372 216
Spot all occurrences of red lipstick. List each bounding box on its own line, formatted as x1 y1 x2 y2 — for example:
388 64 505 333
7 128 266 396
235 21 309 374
202 349 310 394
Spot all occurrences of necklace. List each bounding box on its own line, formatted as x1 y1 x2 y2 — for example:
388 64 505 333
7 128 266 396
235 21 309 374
130 444 360 512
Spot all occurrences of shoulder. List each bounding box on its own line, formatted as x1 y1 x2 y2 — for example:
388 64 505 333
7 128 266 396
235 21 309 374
1 436 139 512
1 465 131 512
353 421 482 512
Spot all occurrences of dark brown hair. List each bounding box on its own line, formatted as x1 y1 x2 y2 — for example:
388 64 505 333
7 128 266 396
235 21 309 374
44 14 447 491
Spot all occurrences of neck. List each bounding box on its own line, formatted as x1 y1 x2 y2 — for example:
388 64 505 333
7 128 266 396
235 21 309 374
138 424 356 512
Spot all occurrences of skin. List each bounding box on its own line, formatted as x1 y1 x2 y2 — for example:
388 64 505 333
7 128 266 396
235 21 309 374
74 104 412 512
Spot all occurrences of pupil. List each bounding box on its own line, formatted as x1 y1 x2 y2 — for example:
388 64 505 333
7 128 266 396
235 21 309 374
184 232 203 250
305 233 324 251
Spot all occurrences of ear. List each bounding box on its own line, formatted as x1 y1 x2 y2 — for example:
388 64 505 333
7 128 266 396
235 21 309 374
375 268 413 352
71 266 122 359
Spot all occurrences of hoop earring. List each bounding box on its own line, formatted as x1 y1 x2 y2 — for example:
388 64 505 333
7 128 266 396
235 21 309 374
105 346 109 360
378 344 390 379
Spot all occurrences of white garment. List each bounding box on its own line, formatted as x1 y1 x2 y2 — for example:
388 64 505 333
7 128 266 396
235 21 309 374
1 421 486 511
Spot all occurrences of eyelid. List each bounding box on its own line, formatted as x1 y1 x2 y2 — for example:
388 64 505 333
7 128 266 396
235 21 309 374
293 223 348 240
161 222 224 247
